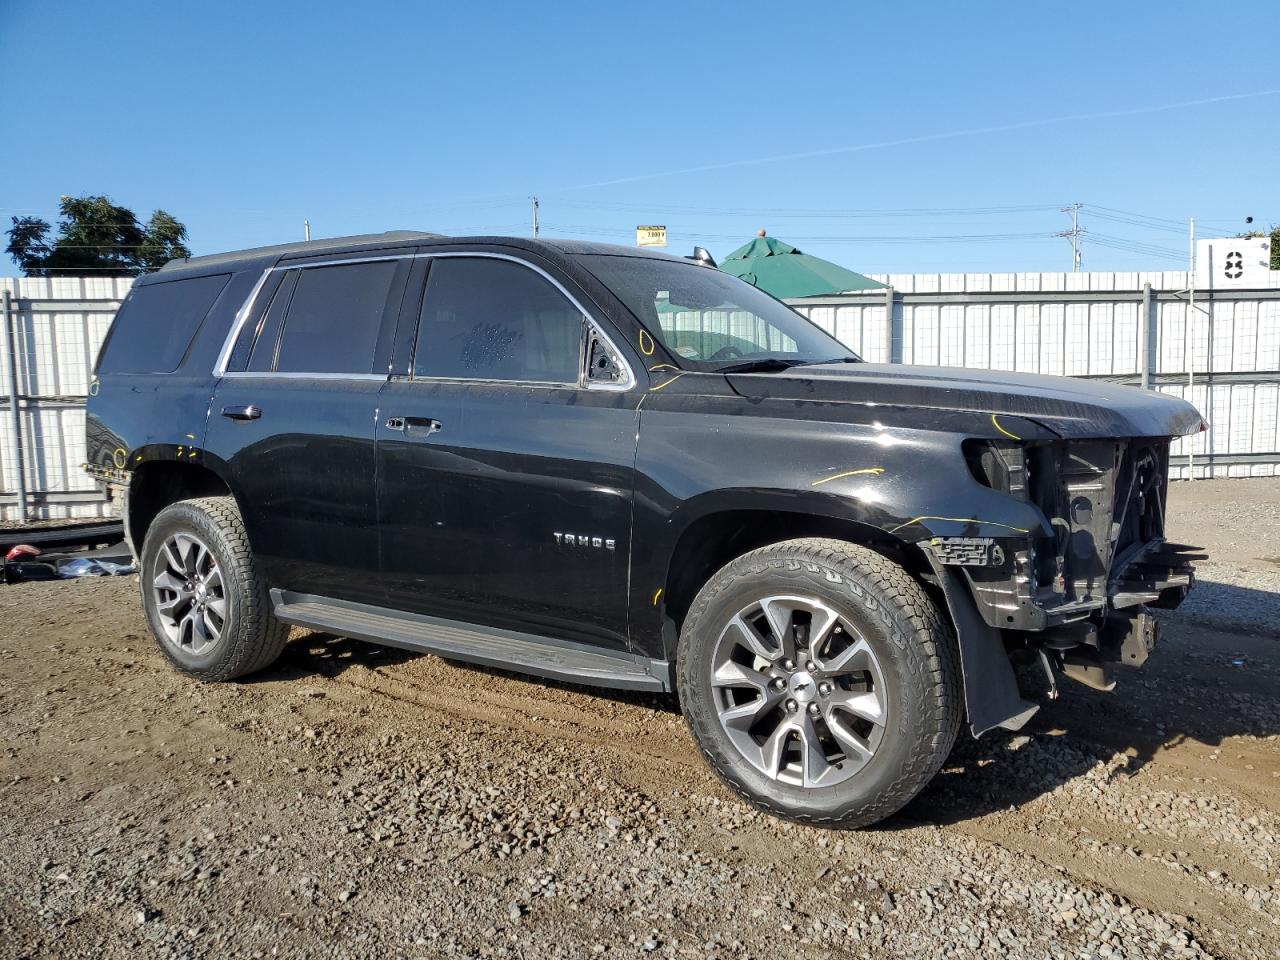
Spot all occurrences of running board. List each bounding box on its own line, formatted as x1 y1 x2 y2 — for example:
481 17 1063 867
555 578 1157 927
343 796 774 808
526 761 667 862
271 590 672 693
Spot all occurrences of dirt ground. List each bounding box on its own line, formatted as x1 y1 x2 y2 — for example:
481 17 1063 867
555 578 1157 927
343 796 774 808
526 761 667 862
1 479 1277 960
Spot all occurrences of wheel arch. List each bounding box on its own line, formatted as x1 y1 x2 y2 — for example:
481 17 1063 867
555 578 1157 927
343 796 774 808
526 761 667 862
653 502 1037 741
658 505 932 638
125 452 235 554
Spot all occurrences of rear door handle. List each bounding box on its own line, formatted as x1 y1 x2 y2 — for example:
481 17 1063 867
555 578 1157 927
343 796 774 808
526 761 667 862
221 404 262 421
386 415 442 437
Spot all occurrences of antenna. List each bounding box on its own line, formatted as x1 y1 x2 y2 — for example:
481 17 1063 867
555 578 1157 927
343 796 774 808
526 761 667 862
1056 203 1083 271
304 219 312 242
530 197 540 238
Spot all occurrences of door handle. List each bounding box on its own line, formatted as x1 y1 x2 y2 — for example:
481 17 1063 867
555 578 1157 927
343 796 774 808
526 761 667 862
221 404 262 421
386 416 442 437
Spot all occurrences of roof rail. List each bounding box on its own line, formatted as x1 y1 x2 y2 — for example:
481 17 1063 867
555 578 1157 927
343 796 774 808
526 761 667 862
158 230 447 273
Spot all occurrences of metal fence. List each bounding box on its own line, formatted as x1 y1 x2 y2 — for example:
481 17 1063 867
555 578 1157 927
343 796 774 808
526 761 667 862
1 276 132 520
3 269 1278 520
791 271 1280 479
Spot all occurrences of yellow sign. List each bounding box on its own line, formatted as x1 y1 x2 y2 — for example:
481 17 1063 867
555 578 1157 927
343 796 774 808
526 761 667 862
636 225 667 248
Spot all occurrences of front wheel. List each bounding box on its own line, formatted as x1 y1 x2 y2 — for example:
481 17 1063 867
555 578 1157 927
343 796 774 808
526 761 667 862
677 538 961 827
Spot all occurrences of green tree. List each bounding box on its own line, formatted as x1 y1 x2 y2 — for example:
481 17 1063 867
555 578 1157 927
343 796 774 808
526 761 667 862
5 195 191 276
137 210 192 273
1236 225 1280 270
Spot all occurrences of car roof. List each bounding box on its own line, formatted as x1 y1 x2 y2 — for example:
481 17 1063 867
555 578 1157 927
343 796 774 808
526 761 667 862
150 231 441 279
146 233 693 283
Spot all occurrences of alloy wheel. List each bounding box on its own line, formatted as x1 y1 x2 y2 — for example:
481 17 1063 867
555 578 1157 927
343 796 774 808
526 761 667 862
151 532 227 657
710 594 887 788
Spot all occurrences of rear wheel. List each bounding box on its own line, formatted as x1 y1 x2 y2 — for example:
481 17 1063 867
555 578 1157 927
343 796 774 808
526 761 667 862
677 538 960 827
140 496 288 681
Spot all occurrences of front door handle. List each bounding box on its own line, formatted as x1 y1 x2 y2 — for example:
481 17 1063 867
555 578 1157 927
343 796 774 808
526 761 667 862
387 416 442 438
221 404 261 421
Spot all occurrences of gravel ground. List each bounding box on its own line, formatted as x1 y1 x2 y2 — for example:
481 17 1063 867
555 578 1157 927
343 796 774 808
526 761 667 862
1168 478 1280 633
0 479 1277 960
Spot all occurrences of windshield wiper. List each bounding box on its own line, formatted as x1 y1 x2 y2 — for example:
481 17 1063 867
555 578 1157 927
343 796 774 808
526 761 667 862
716 358 808 373
799 357 861 366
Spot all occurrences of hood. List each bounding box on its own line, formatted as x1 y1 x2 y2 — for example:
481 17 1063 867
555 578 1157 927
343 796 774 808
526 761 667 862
725 363 1206 440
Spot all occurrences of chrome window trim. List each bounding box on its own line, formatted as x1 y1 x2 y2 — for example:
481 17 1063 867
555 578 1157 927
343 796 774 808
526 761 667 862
389 375 582 389
213 268 274 376
211 254 413 378
211 250 638 391
411 252 636 392
219 372 387 381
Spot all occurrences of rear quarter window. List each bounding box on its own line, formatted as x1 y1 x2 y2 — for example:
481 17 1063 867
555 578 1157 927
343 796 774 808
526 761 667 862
96 273 231 374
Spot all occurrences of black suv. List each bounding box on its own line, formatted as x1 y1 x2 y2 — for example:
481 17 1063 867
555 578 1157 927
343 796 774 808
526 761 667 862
86 232 1202 826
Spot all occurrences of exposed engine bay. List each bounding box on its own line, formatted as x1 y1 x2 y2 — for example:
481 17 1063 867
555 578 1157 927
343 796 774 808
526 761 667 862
940 437 1201 694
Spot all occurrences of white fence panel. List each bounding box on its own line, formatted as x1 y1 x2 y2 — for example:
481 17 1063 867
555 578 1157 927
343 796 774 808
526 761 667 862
793 270 1280 480
1 276 132 520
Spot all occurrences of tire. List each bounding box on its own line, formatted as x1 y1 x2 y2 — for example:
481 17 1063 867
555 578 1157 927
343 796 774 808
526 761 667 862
677 537 961 828
139 496 289 681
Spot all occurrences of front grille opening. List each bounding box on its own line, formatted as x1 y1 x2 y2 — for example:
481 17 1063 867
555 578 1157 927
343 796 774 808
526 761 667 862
1023 439 1171 600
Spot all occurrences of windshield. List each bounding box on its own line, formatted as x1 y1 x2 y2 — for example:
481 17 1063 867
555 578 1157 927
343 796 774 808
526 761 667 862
576 254 859 371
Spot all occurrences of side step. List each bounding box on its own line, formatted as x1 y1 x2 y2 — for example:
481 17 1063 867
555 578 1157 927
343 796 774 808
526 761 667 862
271 590 672 693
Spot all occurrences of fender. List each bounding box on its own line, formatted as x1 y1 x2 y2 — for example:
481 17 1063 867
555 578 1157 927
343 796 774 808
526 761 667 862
631 379 1054 735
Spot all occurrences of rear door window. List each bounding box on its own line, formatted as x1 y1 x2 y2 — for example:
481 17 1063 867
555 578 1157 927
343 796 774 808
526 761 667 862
273 260 403 374
414 257 583 383
96 273 230 373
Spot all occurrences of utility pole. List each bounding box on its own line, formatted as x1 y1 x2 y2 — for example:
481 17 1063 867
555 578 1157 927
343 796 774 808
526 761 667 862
1187 216 1197 480
304 219 312 242
1057 203 1083 271
530 197 540 238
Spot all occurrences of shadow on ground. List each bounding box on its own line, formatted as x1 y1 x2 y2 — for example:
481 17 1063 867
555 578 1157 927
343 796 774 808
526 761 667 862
895 595 1278 828
245 580 1278 829
250 630 682 715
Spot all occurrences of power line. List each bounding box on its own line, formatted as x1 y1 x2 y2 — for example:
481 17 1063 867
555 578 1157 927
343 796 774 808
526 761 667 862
548 199 1068 218
1086 233 1185 260
541 223 1061 243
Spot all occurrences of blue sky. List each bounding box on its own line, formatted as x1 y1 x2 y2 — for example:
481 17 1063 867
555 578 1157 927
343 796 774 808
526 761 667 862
2 0 1277 274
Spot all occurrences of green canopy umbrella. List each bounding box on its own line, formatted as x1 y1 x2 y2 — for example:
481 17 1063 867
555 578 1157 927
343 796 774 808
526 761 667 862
718 232 885 298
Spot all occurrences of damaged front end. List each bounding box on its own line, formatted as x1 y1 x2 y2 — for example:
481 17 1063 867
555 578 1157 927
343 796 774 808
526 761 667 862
939 436 1201 710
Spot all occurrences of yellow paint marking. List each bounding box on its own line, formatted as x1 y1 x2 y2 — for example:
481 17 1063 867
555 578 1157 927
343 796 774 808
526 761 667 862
112 448 128 470
638 329 656 356
648 363 679 372
652 587 664 606
889 515 1029 535
186 433 196 440
811 466 885 487
991 415 1021 441
648 372 687 392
